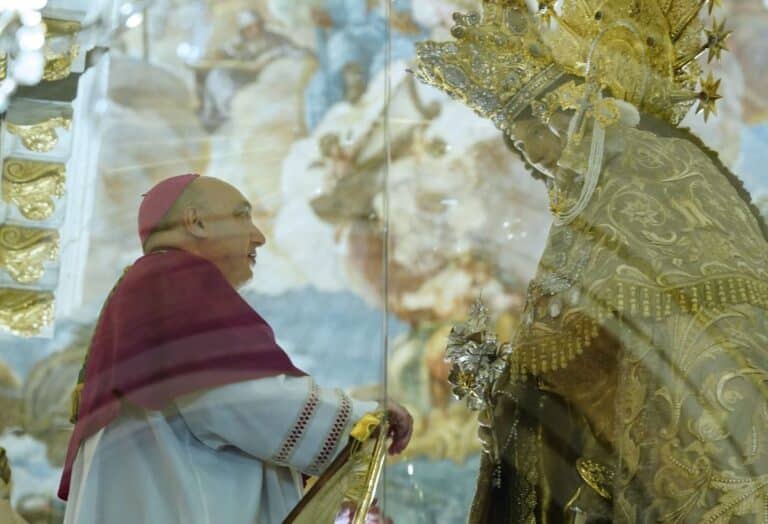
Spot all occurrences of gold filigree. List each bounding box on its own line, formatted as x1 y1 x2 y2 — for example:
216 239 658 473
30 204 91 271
0 225 59 284
614 304 768 522
6 116 72 153
576 458 614 500
2 158 66 221
0 54 6 81
0 288 54 337
544 0 731 125
701 474 768 523
414 2 565 133
416 0 730 130
507 126 768 377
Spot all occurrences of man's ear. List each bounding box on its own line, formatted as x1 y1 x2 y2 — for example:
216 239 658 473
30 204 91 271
182 207 208 239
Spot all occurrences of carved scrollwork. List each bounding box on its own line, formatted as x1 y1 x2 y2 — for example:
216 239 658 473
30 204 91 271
7 116 72 153
0 288 54 337
2 158 66 221
0 225 59 284
42 18 81 82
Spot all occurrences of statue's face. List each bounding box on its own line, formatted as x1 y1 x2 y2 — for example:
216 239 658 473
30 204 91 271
509 113 568 178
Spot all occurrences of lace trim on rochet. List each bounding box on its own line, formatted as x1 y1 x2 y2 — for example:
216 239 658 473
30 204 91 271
272 380 320 465
306 390 352 475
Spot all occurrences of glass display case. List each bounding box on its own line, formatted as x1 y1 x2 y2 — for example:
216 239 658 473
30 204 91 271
0 0 766 522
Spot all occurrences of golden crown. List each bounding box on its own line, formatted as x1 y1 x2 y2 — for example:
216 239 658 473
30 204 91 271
415 0 730 127
415 2 565 132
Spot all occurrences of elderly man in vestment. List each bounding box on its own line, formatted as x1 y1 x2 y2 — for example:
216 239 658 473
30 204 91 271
59 174 412 523
416 0 768 522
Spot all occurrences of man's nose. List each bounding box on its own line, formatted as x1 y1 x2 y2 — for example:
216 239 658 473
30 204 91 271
250 223 266 247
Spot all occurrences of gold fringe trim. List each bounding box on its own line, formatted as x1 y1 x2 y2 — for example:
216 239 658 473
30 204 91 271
510 276 768 377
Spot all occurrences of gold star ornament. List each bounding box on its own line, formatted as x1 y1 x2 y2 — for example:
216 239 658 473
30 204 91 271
696 72 722 122
705 18 731 63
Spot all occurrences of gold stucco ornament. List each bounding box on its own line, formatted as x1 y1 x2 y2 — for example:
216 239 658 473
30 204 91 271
0 288 54 337
0 225 59 284
7 116 72 153
2 158 66 221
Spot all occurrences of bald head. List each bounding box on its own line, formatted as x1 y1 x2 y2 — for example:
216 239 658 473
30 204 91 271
143 176 266 288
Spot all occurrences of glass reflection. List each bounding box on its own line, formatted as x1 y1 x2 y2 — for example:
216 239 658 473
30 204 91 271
0 0 765 523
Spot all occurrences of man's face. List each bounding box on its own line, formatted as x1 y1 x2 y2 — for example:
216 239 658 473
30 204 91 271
195 180 266 288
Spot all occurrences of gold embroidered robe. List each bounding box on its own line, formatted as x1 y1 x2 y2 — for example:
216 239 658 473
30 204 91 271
472 120 768 523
